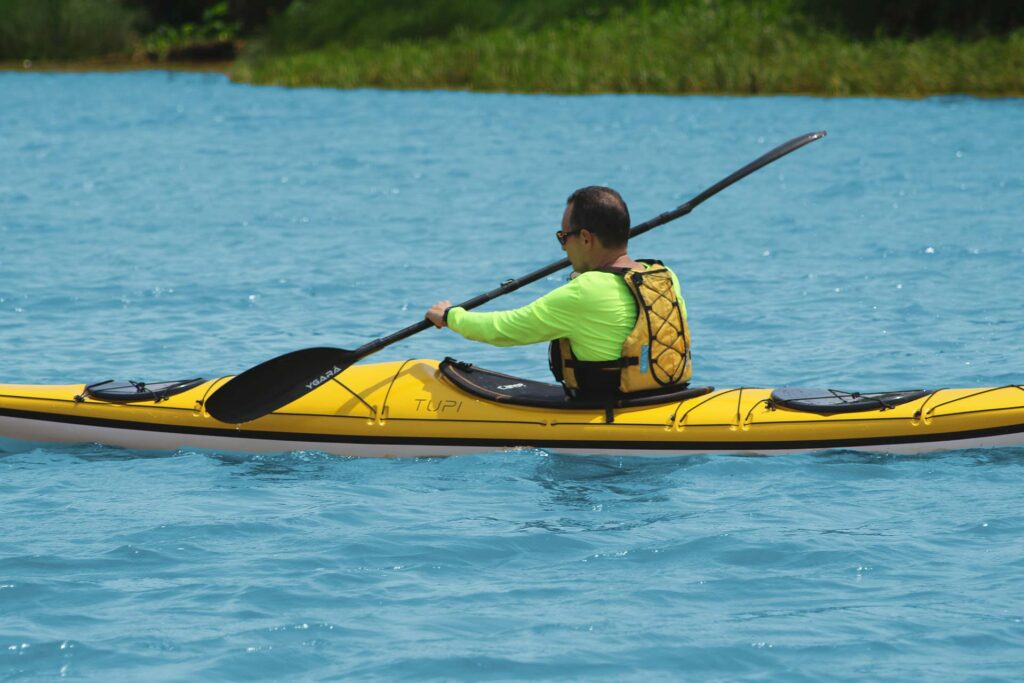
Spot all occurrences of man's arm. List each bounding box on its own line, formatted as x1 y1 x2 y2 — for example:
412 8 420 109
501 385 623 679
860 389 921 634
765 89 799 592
426 280 581 347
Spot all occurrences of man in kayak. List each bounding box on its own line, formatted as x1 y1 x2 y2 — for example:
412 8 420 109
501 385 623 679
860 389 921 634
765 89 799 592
426 186 692 396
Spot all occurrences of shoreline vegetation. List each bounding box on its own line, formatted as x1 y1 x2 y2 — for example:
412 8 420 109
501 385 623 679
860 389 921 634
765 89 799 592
2 0 1022 97
236 7 1024 97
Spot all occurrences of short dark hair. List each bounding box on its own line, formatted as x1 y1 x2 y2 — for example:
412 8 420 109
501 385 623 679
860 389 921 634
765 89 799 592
565 186 630 248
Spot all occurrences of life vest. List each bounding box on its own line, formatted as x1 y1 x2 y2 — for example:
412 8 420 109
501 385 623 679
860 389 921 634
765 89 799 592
548 260 692 396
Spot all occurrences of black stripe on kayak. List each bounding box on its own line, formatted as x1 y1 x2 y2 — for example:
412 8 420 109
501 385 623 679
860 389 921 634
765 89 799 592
2 406 1024 452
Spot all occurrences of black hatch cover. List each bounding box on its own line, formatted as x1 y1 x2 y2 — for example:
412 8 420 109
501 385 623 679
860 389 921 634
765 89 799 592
770 388 930 415
82 378 205 403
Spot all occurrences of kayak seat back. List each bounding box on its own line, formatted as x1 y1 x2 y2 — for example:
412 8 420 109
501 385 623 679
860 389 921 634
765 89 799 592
770 387 931 415
439 358 713 410
82 378 206 403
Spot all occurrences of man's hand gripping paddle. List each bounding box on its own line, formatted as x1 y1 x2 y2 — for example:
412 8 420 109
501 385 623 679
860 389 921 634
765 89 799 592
205 131 827 423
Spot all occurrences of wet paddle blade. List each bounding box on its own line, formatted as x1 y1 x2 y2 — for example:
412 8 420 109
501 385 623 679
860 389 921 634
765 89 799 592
205 347 357 423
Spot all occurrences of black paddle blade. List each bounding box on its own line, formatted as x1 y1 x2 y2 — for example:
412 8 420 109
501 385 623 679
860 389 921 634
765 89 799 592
204 347 357 423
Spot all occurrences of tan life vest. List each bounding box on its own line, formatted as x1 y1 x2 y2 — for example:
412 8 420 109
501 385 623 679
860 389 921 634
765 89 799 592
549 260 692 395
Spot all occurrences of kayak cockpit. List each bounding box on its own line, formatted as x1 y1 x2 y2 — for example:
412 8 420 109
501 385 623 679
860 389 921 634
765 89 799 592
438 357 713 415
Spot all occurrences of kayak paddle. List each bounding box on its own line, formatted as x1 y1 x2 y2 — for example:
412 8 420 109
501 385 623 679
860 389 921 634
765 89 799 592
205 130 827 423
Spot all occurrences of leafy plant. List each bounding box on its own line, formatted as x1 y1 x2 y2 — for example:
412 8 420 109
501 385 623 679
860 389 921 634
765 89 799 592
143 1 241 57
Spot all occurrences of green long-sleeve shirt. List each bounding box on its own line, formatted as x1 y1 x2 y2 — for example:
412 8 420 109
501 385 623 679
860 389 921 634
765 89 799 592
447 267 685 361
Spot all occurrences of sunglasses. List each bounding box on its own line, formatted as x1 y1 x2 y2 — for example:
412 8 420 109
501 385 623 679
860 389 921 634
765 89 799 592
555 228 583 246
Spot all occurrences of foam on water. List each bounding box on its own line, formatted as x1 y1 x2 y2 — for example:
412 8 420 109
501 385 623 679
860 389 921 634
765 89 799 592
1 72 1023 680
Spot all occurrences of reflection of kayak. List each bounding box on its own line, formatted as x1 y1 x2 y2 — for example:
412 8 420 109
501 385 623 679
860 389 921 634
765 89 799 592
2 358 1023 457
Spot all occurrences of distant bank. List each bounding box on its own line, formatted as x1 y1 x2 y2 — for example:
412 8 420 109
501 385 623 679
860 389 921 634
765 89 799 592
3 0 1022 96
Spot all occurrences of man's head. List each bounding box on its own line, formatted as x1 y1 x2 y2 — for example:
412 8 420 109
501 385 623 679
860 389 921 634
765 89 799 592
562 186 630 249
559 186 630 272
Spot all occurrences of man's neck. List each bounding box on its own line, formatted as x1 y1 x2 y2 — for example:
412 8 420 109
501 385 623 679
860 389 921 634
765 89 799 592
590 251 641 271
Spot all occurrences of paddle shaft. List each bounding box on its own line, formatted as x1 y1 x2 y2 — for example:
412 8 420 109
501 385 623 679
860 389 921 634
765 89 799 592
205 130 826 423
354 130 827 361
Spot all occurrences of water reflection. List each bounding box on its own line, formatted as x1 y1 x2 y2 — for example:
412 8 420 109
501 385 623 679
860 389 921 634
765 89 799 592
208 450 353 482
0 442 184 463
941 447 1024 467
525 452 711 526
812 447 1024 467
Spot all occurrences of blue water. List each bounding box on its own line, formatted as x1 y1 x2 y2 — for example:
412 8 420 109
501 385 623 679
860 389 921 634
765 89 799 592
1 72 1023 680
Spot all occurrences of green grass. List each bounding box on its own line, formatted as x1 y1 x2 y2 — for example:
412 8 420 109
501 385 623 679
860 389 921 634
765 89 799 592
0 0 137 61
235 3 1024 96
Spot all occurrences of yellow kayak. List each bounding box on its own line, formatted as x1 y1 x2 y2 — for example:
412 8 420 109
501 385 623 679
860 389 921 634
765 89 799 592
1 358 1023 457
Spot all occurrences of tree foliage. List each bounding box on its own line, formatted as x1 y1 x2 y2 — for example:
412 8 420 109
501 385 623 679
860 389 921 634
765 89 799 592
0 0 137 60
122 0 290 31
803 0 1024 39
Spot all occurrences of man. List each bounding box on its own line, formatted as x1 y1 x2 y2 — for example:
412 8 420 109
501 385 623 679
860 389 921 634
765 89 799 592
426 186 692 396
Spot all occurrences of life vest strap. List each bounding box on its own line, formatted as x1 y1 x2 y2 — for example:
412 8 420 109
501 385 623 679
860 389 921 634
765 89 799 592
563 357 638 369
